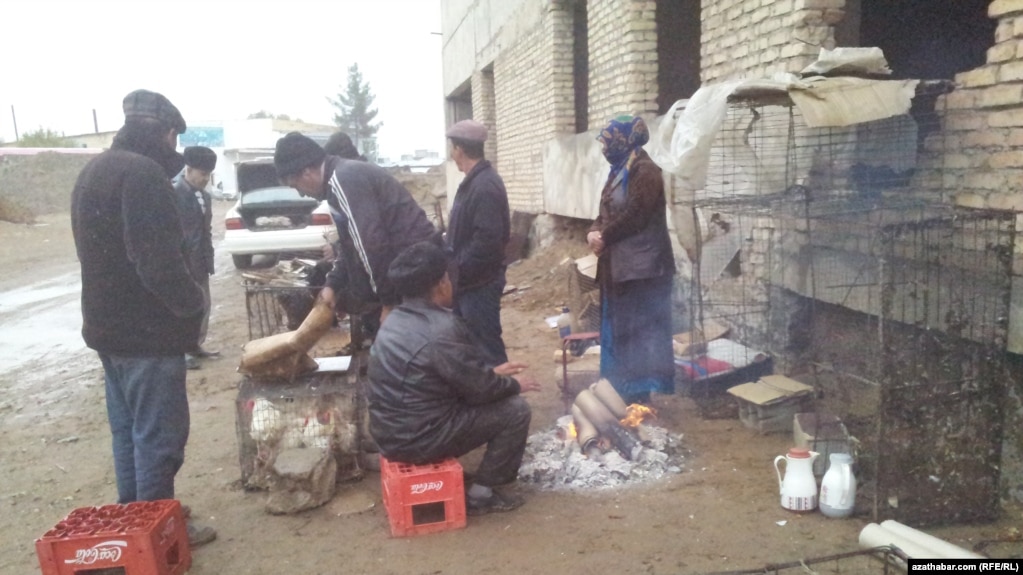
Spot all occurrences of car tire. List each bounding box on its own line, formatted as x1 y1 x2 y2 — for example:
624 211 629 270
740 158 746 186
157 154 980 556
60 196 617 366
232 254 254 269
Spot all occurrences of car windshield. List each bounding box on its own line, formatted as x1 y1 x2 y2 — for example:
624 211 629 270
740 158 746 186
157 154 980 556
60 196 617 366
240 186 319 207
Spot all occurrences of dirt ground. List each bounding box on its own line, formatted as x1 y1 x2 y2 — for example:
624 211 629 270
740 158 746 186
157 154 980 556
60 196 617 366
1 200 1022 575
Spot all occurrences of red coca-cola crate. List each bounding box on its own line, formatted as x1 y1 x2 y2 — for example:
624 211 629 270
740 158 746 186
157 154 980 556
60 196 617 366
380 456 466 537
35 500 190 575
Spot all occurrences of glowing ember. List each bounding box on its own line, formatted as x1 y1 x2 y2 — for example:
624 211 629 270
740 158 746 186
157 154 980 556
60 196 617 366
568 422 577 438
620 404 656 428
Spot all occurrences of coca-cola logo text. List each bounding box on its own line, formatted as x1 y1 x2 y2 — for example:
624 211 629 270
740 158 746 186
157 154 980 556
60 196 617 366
410 481 444 495
63 540 128 565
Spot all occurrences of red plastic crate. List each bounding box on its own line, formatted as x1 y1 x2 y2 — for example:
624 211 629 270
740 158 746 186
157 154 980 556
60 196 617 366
35 500 190 575
380 456 466 537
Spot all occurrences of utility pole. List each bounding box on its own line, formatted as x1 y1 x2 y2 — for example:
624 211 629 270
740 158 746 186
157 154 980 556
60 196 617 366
92 109 99 133
11 105 19 142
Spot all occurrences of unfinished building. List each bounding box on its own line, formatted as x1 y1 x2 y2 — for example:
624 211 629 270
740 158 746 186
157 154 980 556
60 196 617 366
441 0 1023 524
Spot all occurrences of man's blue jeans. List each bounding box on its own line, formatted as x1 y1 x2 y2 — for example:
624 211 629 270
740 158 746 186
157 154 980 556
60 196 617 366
99 353 189 503
455 269 508 367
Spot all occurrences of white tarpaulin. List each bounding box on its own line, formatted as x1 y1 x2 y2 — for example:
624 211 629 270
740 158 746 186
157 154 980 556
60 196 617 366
789 76 920 129
646 48 919 193
647 75 808 193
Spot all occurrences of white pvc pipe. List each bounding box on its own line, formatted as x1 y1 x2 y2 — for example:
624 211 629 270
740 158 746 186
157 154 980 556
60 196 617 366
571 404 598 450
879 520 983 559
858 523 935 559
574 389 618 426
590 379 628 419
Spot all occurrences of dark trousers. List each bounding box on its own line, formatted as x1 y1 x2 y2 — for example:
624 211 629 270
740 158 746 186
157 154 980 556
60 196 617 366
406 396 531 487
454 269 508 367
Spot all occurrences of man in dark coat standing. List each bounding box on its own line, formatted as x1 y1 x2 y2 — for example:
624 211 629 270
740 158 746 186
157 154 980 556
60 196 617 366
273 132 438 324
173 146 218 369
367 242 540 515
445 120 511 366
71 89 216 546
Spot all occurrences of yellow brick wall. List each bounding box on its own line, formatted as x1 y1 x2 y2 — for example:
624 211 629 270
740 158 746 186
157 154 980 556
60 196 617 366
700 0 838 83
471 69 498 163
587 0 659 126
492 0 576 213
938 0 1023 211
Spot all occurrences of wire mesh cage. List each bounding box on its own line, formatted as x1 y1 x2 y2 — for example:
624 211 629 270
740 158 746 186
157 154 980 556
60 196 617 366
673 81 1015 525
244 281 319 341
235 368 368 490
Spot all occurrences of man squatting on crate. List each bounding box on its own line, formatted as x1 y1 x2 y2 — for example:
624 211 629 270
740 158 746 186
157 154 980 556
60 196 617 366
71 89 216 547
273 132 439 325
367 241 543 515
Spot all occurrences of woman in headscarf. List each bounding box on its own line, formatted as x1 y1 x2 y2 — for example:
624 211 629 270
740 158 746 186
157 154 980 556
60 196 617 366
587 115 676 404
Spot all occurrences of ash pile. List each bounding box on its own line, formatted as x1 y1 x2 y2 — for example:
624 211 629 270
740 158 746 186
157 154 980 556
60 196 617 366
519 380 687 490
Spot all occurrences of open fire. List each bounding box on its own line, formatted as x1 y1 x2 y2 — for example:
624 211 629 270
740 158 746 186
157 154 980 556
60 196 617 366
621 404 656 428
518 380 686 490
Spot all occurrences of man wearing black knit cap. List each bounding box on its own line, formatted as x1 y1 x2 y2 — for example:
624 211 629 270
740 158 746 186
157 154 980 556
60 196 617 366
71 89 216 547
274 131 438 326
368 241 541 515
174 146 219 369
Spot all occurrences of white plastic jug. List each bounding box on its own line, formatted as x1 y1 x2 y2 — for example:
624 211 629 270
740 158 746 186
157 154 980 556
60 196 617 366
819 453 856 518
774 447 819 511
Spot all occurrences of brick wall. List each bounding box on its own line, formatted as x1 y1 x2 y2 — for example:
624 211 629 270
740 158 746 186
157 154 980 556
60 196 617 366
701 0 841 82
937 0 1023 211
587 0 659 126
471 69 498 163
493 0 576 213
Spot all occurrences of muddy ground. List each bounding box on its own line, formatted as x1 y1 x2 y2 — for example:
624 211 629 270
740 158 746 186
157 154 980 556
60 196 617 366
1 199 1022 575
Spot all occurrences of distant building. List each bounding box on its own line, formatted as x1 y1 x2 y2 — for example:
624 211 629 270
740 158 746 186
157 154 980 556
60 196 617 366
380 148 444 173
56 118 336 198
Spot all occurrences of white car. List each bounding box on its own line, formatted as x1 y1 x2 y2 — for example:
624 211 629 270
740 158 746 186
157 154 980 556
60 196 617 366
222 159 334 269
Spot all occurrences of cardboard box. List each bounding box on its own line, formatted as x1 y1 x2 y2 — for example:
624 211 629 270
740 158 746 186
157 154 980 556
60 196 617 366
673 319 730 357
727 375 814 434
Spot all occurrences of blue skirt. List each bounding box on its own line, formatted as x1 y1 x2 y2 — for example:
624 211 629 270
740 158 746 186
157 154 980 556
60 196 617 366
599 274 675 402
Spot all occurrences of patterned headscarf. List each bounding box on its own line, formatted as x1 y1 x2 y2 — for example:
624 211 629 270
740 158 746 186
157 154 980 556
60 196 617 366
597 115 649 190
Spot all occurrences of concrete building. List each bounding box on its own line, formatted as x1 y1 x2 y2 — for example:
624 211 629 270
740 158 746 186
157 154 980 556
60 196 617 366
441 0 1023 520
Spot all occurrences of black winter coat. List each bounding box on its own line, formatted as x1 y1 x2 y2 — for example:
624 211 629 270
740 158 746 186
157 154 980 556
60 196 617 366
445 160 510 291
172 176 215 279
322 157 438 308
71 127 204 356
366 298 521 461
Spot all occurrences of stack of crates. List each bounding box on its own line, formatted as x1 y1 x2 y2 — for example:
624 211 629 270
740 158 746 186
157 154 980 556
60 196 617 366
36 500 189 575
380 456 466 537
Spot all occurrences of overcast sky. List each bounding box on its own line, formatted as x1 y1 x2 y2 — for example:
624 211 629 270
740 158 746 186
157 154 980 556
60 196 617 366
1 0 445 159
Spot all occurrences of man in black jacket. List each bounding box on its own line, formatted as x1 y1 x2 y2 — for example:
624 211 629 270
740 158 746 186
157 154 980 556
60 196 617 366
273 132 438 323
445 120 511 366
173 146 218 369
368 242 541 515
71 89 216 546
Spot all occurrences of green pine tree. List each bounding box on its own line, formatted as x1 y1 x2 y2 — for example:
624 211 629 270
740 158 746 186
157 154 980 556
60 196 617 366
327 63 381 162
